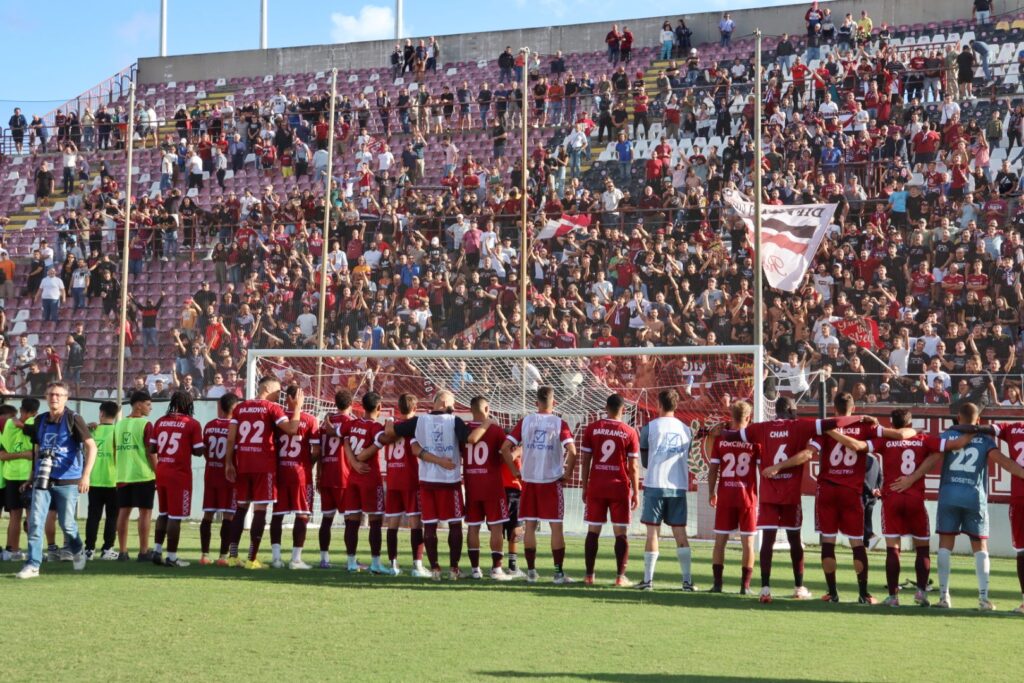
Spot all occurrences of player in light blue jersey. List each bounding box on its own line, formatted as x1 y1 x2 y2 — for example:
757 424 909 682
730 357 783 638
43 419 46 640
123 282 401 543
936 402 1024 611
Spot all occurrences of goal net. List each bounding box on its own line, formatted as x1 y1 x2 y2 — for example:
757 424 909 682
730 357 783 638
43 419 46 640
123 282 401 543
247 346 768 538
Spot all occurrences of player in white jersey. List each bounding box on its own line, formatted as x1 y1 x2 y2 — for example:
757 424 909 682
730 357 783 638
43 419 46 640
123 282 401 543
636 389 696 591
501 386 578 584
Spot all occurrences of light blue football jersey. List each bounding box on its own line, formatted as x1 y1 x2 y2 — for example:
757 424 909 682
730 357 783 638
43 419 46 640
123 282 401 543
937 430 997 509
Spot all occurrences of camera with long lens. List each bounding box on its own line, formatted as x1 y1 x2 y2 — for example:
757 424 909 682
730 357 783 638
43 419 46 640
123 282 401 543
34 449 56 490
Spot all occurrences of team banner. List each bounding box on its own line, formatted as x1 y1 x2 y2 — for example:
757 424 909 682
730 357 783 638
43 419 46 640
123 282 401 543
833 317 882 350
722 188 837 292
537 213 591 240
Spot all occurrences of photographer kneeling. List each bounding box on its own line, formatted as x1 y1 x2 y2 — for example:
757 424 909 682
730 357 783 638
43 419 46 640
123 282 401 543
15 382 97 579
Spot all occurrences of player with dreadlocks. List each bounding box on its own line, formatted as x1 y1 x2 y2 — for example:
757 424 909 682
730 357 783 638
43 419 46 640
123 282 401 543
149 390 206 567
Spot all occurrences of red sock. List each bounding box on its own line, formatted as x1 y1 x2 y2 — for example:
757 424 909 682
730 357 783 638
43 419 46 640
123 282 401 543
741 566 753 591
852 545 869 598
759 529 777 587
368 519 382 557
584 532 599 575
525 547 537 570
885 546 901 596
469 548 480 569
319 515 333 552
199 519 212 555
712 563 724 589
344 519 359 557
387 528 399 562
916 546 931 591
491 551 503 569
410 527 424 561
614 535 628 576
293 517 307 549
552 546 565 573
269 515 283 546
1017 553 1024 593
219 519 232 556
821 542 837 596
786 529 805 587
424 524 440 570
248 510 266 561
448 522 463 570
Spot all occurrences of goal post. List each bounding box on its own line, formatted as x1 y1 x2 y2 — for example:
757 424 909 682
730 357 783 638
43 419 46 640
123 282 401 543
246 345 766 537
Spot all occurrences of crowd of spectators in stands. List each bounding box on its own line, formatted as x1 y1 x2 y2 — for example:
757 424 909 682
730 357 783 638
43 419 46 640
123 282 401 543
1 1 1023 408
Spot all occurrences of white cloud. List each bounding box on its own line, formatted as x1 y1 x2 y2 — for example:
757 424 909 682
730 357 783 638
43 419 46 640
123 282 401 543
330 5 395 43
116 10 158 45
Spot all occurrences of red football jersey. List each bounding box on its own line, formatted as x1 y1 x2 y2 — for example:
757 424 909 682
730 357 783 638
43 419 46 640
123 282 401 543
740 418 826 505
151 414 205 479
995 422 1024 502
231 399 288 474
341 417 385 485
818 423 882 491
463 422 508 500
867 433 944 501
319 412 353 489
382 418 419 491
580 417 640 498
204 418 232 487
276 412 319 473
710 436 760 506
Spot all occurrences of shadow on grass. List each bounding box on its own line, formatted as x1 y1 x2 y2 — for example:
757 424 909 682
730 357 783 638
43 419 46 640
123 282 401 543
10 559 1020 618
475 673 858 683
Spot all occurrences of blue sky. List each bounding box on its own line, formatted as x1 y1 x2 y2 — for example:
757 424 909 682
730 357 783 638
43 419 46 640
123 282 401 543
0 0 801 120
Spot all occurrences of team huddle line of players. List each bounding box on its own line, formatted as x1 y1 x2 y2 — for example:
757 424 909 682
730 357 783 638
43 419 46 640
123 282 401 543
7 378 1024 614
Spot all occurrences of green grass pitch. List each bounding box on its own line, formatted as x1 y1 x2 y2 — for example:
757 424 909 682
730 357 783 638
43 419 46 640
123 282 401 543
2 521 1021 682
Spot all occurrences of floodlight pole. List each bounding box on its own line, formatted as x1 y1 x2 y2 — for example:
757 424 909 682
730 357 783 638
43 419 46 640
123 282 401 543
315 68 339 402
116 82 137 406
260 0 268 49
395 0 403 40
753 29 764 421
519 47 531 414
159 0 168 57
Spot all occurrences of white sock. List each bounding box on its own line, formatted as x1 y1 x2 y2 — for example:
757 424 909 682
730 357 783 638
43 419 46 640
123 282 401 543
938 548 952 597
167 552 177 561
677 547 692 584
320 551 330 563
347 554 356 564
154 543 163 554
271 544 282 562
975 551 990 600
643 551 659 583
291 547 302 562
392 558 400 569
414 559 425 571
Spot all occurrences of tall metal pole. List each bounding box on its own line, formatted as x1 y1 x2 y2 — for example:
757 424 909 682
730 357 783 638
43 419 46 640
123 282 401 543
315 69 339 402
519 47 531 414
260 0 268 49
753 30 764 351
116 83 137 405
395 0 403 40
159 0 168 57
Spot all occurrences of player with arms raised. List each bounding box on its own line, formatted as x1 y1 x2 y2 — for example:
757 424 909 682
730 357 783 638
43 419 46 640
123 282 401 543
500 386 578 584
581 393 640 586
149 391 205 567
708 400 760 594
200 394 239 566
463 396 519 580
935 402 1024 610
224 377 303 569
341 392 387 573
316 389 354 568
269 386 319 569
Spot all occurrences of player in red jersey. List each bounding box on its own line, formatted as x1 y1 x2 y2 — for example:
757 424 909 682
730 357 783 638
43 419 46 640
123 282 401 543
464 396 520 581
224 377 303 569
200 394 239 566
580 393 640 587
316 389 354 568
342 392 387 574
816 393 915 605
829 408 972 606
269 386 319 570
708 400 759 594
149 391 205 567
988 420 1024 613
380 394 427 576
724 396 862 603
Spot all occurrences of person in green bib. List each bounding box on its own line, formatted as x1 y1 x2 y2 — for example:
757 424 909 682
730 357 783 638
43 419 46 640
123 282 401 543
0 399 40 562
114 390 156 561
85 401 120 560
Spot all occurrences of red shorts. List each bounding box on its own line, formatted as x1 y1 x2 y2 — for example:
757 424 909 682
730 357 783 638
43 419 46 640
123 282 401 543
342 481 385 515
714 501 758 535
584 493 631 526
1010 502 1024 551
275 467 312 516
757 500 803 530
465 492 510 526
419 483 464 524
520 481 564 523
319 486 344 515
157 477 192 519
203 480 237 513
881 495 930 540
236 471 276 505
385 488 421 517
815 481 864 538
